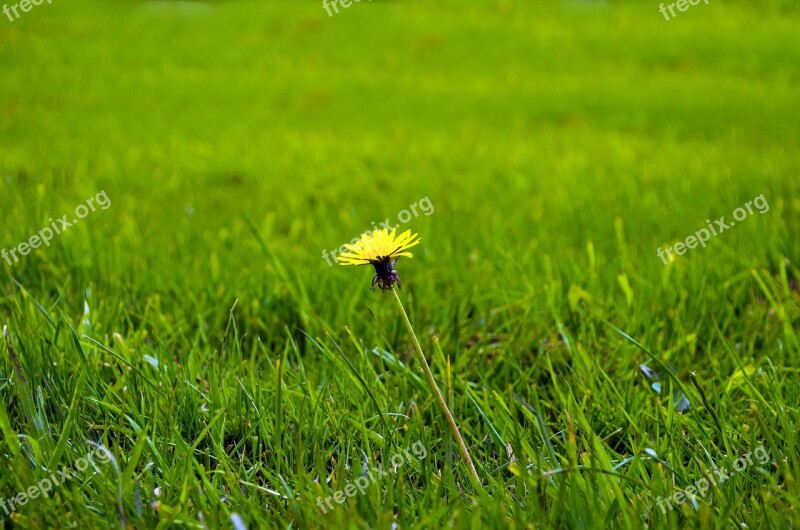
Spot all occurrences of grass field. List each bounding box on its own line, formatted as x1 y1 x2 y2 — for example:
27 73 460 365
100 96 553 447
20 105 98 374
1 0 799 528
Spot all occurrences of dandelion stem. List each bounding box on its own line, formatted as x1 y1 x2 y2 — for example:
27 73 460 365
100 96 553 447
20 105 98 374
390 288 482 490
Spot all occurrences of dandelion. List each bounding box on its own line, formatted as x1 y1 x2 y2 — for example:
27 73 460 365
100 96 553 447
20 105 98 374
338 228 421 291
337 227 482 489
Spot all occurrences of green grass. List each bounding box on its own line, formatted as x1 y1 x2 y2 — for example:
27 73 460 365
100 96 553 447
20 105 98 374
0 0 799 528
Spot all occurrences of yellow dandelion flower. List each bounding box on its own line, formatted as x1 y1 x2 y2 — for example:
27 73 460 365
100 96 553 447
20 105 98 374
338 228 421 291
334 224 481 488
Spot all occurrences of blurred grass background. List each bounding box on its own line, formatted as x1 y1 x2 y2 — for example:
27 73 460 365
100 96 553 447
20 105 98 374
0 0 798 528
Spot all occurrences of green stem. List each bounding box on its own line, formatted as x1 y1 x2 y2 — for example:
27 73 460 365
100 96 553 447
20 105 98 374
391 288 482 490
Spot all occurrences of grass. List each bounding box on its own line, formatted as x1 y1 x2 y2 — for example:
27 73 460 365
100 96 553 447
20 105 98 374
0 0 799 528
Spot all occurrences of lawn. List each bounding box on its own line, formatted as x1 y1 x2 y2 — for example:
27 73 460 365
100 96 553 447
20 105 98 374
0 0 799 528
